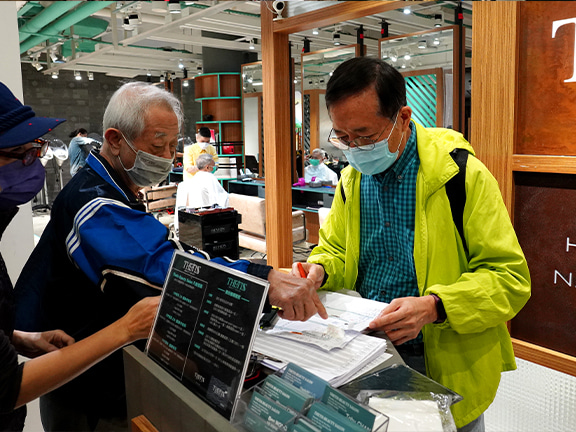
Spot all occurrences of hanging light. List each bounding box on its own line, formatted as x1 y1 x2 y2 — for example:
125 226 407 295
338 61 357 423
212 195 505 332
168 0 181 14
87 71 94 81
434 14 443 28
312 28 319 35
333 31 341 46
51 70 59 79
249 39 255 50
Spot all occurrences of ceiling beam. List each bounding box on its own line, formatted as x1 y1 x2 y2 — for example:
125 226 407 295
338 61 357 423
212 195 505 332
120 2 231 47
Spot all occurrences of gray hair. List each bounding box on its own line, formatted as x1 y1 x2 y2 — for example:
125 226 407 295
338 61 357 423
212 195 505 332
103 82 183 141
196 153 214 170
311 148 325 159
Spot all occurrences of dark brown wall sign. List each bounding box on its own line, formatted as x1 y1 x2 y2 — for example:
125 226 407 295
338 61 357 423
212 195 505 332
513 173 576 357
516 2 576 155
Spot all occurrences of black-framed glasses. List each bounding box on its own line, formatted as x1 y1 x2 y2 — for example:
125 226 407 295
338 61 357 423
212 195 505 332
327 113 399 151
0 138 49 166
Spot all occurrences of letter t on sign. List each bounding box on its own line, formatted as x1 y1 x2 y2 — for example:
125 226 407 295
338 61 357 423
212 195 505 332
552 18 576 83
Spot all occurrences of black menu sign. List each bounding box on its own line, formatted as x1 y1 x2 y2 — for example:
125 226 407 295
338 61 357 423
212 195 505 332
146 251 269 419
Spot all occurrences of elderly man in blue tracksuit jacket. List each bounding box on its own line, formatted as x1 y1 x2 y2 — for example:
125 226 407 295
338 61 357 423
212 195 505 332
14 82 326 431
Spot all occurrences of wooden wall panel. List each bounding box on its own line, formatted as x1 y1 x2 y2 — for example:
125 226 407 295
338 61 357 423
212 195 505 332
516 2 576 156
470 2 519 213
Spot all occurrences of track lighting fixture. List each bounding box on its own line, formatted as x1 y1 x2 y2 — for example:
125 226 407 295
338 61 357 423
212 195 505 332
88 71 94 81
434 14 443 28
418 40 427 50
168 0 181 14
51 71 59 79
74 71 82 81
333 31 341 46
312 28 319 35
178 60 184 69
403 6 411 15
249 39 255 50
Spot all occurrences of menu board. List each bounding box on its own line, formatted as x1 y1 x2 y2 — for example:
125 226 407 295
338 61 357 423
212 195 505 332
146 251 269 419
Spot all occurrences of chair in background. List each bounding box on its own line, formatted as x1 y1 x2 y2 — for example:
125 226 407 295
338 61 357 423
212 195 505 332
228 193 305 254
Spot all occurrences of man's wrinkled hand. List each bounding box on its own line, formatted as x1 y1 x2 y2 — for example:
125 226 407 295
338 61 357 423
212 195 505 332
267 269 328 321
368 296 436 345
12 330 75 358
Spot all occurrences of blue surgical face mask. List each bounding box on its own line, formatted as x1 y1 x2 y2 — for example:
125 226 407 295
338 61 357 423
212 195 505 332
342 113 403 176
309 159 321 167
0 159 45 210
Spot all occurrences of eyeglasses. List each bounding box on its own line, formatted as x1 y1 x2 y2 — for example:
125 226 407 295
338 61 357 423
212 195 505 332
0 138 49 166
327 115 397 151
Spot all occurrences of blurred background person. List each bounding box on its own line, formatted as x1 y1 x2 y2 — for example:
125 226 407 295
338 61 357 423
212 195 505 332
304 148 338 185
182 126 218 180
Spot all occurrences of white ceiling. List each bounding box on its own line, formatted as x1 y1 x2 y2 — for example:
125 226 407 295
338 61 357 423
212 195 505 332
19 1 473 80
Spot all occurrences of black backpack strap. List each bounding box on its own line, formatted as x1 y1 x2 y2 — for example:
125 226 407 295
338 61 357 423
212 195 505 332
340 181 346 204
446 148 468 254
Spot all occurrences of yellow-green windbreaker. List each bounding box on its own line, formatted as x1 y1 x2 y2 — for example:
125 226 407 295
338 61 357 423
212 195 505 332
308 122 531 427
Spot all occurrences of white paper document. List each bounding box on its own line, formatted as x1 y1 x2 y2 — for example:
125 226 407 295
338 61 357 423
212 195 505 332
261 291 388 351
253 331 390 387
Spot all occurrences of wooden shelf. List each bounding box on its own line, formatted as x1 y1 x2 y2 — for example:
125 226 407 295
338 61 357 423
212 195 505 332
512 154 576 174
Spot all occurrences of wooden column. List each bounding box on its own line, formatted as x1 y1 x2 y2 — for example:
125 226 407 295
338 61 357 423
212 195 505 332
261 3 293 268
470 2 520 213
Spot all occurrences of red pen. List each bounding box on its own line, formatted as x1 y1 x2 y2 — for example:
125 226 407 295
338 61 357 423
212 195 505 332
297 262 307 278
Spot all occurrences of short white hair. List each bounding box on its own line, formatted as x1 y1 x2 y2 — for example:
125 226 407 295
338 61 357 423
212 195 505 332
103 82 183 141
196 153 214 170
311 148 325 159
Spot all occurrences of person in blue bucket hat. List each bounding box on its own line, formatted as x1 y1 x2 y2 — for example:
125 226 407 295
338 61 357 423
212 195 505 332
0 81 160 432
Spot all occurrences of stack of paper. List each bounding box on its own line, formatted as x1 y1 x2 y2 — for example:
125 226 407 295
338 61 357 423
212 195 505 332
253 291 393 387
253 331 390 388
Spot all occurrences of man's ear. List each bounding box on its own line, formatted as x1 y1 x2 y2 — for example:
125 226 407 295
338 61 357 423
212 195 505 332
104 128 123 156
399 106 412 131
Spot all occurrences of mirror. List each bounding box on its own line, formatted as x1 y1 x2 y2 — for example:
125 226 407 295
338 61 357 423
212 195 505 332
300 44 362 173
379 26 461 130
241 62 264 177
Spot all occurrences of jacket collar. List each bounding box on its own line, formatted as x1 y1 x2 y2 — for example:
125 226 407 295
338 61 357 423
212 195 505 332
86 151 136 203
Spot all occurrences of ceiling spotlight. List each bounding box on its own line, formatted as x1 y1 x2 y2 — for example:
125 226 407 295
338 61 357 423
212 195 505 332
178 59 184 69
403 51 411 61
49 50 58 63
249 39 255 50
329 71 333 76
417 40 427 49
390 51 398 62
333 31 341 46
401 63 406 69
147 70 151 77
51 71 59 79
122 17 135 31
160 75 165 83
74 71 82 81
128 13 140 26
312 28 319 35
293 79 298 84
403 6 411 15
434 14 443 28
183 80 189 87
433 37 441 45
34 62 43 71
168 0 181 14
247 76 253 83
88 71 94 81
382 51 389 59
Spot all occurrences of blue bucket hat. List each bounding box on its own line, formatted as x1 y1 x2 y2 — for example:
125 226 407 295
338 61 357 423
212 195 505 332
0 81 65 149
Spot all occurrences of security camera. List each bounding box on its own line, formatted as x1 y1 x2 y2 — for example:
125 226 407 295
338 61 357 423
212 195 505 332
273 1 285 19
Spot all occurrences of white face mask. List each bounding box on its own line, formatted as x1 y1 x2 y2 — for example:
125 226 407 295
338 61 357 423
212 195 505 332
198 141 210 150
119 132 173 187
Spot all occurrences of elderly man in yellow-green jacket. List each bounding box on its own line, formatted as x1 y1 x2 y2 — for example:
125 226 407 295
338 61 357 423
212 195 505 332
295 57 531 432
